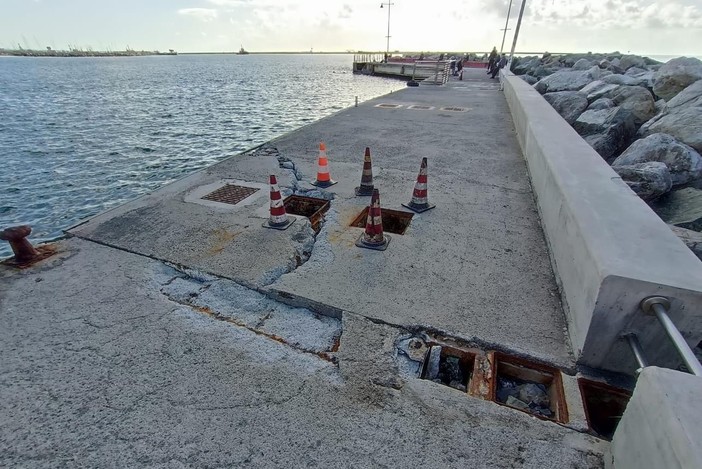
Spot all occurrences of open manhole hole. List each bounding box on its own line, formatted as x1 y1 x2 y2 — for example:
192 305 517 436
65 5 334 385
283 195 330 233
439 107 468 112
375 103 402 109
350 207 413 235
407 105 434 110
202 184 260 205
421 345 474 392
579 379 631 440
493 354 568 423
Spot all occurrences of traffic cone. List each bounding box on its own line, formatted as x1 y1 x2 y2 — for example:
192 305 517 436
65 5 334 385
263 174 295 230
311 142 337 187
354 147 375 196
402 157 436 213
355 189 390 251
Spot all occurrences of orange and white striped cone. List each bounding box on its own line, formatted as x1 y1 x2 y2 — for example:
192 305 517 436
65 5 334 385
402 157 436 213
263 175 295 230
311 142 337 188
354 147 375 196
355 189 390 251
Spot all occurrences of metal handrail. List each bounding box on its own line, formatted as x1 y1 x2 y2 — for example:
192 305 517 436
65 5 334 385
636 296 702 376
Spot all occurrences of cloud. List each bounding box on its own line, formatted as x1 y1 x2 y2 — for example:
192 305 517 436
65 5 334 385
479 0 702 29
178 8 218 21
339 4 353 19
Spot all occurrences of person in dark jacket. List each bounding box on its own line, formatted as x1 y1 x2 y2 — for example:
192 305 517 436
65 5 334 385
491 54 508 78
486 46 497 73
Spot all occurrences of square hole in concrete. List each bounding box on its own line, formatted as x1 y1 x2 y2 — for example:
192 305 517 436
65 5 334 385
350 207 413 235
421 345 475 392
579 379 631 440
493 354 568 423
283 195 330 233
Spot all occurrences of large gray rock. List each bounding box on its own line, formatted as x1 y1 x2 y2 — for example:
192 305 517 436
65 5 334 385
532 65 561 78
620 55 647 70
668 224 702 261
575 107 637 160
640 80 702 153
653 57 702 100
652 187 702 231
534 66 600 94
612 133 702 185
613 161 672 200
625 67 649 77
572 58 593 71
610 86 656 126
580 80 620 101
602 74 647 86
543 91 589 124
519 74 538 85
588 98 616 110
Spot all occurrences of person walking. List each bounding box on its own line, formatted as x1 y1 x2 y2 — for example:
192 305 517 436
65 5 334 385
486 46 497 73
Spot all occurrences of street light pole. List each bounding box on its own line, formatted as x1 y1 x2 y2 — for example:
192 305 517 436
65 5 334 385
500 0 513 54
508 0 527 65
380 2 394 59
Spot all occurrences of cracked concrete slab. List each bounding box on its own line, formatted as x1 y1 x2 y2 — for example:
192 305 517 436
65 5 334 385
65 69 572 368
0 238 607 467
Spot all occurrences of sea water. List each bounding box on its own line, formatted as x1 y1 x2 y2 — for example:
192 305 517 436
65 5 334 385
0 54 399 257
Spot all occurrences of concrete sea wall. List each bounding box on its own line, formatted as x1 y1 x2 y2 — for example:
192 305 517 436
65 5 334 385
501 70 702 373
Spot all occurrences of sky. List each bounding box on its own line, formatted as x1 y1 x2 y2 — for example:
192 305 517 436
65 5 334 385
0 0 701 56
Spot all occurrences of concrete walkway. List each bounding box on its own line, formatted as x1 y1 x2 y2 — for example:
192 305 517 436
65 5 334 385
67 68 571 367
0 70 607 467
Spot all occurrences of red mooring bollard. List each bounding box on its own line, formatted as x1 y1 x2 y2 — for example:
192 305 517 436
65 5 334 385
0 225 39 263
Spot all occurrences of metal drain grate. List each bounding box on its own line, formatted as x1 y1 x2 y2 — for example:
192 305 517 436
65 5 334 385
407 105 434 110
440 107 468 112
375 103 402 108
202 184 260 205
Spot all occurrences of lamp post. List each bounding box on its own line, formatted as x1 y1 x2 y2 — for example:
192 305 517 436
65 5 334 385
500 0 513 54
380 2 394 60
508 0 527 65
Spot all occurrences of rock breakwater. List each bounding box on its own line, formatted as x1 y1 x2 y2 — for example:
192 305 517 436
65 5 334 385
512 52 702 257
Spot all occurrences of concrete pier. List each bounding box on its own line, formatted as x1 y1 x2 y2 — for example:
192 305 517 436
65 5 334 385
1 69 613 466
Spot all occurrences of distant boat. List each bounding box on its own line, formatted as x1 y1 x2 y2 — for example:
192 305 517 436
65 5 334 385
238 46 249 55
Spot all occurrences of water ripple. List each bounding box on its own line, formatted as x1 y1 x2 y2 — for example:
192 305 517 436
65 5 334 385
0 54 400 257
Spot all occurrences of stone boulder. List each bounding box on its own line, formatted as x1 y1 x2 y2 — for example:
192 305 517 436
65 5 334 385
580 80 620 102
602 74 647 86
519 74 538 85
534 66 600 94
653 57 702 100
543 91 589 124
588 98 616 110
652 187 702 231
625 67 649 76
572 58 593 70
574 107 637 160
612 133 702 185
610 86 656 126
640 79 702 153
613 161 672 200
668 225 702 261
532 65 561 79
609 58 625 74
620 55 647 70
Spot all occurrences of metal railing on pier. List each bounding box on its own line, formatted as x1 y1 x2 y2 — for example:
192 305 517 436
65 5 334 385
408 61 451 85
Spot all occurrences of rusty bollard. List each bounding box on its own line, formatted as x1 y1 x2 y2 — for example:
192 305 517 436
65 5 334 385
0 225 39 263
